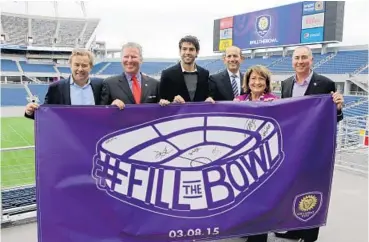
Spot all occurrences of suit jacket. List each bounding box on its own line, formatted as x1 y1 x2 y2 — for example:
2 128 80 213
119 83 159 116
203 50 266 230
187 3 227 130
100 73 160 105
281 72 343 122
24 77 103 119
159 63 210 102
209 69 245 101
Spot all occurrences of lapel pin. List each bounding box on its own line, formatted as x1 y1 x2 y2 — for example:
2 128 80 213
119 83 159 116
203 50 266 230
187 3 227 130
145 84 148 86
313 83 317 86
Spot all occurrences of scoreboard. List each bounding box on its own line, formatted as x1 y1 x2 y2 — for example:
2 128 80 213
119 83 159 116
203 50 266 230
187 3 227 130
213 1 345 52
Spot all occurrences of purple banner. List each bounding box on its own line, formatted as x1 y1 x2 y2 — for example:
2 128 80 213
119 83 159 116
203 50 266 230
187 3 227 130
233 2 303 49
35 95 337 242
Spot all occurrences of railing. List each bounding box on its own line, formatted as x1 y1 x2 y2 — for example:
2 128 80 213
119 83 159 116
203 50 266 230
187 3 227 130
351 63 369 76
348 91 368 96
267 56 286 68
335 115 368 176
96 62 111 75
23 75 42 84
312 52 337 70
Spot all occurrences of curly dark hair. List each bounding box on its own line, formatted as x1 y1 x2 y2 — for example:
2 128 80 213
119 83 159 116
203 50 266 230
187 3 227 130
179 35 200 52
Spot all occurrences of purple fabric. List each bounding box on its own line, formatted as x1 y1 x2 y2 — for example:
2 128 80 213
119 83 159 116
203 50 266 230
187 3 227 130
35 94 337 242
237 92 279 101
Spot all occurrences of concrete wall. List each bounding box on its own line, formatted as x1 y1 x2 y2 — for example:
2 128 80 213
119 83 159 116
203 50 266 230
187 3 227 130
1 106 25 117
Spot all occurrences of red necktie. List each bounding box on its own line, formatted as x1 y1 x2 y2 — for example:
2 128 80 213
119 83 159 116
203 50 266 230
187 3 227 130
131 75 141 104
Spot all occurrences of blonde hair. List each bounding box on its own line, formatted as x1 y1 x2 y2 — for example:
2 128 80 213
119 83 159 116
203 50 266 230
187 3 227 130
68 49 95 67
242 65 272 94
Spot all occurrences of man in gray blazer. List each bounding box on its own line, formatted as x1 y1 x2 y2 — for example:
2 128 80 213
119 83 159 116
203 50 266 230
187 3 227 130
100 42 162 108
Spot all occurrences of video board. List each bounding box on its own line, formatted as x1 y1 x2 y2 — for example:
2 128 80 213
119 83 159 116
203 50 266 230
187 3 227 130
213 1 345 52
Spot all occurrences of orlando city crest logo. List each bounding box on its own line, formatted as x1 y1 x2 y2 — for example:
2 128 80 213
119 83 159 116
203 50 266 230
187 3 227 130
92 113 285 218
315 1 324 11
256 15 271 37
293 192 323 222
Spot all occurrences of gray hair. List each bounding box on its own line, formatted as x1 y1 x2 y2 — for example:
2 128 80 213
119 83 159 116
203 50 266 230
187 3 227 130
121 42 143 59
293 46 313 57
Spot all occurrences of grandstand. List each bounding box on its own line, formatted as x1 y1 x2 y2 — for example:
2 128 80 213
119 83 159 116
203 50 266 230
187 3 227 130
1 12 99 48
1 1 368 242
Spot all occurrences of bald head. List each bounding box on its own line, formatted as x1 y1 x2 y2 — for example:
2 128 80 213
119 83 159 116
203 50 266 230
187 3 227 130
223 46 244 74
224 46 242 57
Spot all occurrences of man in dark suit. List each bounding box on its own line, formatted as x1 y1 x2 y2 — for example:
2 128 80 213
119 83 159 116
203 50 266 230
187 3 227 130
275 46 344 242
24 49 103 119
209 45 245 101
100 42 161 108
159 35 214 103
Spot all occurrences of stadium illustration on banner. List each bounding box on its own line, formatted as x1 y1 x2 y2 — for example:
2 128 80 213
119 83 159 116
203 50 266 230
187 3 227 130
213 1 344 51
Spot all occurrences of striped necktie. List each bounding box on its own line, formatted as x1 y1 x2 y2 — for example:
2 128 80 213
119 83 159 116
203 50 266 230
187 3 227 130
231 74 238 97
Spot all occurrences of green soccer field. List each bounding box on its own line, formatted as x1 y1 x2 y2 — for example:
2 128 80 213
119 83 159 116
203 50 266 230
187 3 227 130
1 117 35 188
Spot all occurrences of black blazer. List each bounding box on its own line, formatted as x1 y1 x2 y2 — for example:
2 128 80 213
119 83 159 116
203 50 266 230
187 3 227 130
100 73 160 105
24 77 103 119
281 72 343 122
159 63 210 102
209 69 245 101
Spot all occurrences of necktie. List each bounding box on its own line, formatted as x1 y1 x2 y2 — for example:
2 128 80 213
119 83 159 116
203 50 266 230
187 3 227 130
231 75 238 97
131 75 141 104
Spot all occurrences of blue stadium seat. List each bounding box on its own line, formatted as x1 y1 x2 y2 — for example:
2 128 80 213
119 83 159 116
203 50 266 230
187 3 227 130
57 66 71 74
99 61 176 75
1 84 29 106
19 61 57 73
1 59 20 72
315 50 369 74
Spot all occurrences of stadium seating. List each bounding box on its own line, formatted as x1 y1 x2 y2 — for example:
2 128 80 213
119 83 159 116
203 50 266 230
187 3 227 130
198 51 368 74
1 12 99 48
315 50 369 74
2 186 36 210
57 66 71 74
1 49 367 77
57 20 85 47
19 61 57 73
344 100 369 117
31 18 57 46
0 59 20 72
1 84 29 106
99 61 176 75
1 15 28 45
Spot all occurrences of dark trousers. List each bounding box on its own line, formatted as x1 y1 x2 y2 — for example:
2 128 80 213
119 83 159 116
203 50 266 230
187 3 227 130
246 233 268 242
276 227 319 241
302 227 320 241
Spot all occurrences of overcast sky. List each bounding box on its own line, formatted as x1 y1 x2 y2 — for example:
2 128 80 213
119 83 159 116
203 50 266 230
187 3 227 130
0 0 368 58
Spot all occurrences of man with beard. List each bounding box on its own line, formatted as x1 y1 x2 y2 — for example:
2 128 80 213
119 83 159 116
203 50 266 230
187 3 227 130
209 46 246 101
159 35 214 103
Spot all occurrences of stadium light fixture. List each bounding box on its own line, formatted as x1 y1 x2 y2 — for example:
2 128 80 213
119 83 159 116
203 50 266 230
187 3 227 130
27 36 33 45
